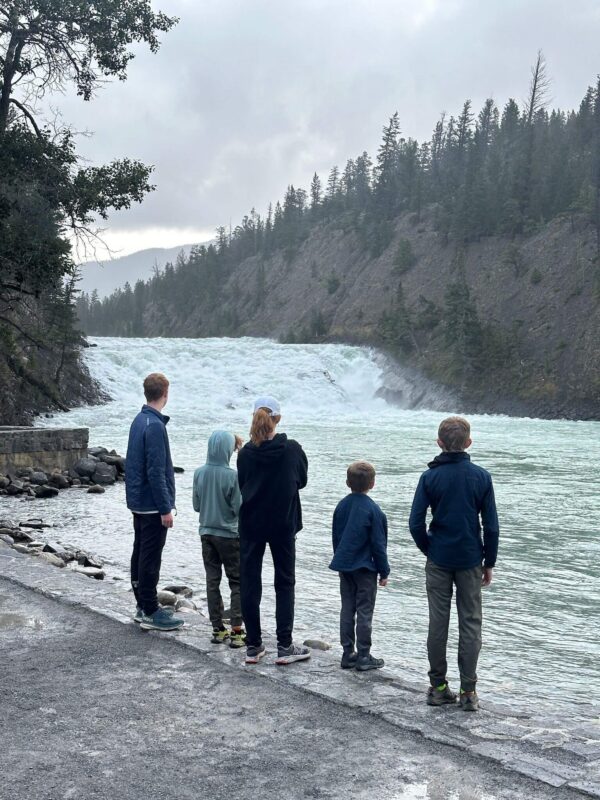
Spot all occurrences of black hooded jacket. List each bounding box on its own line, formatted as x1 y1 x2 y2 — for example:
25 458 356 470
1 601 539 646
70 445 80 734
237 433 308 542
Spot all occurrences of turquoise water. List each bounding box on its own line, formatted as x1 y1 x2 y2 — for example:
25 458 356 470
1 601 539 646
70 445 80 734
4 336 599 717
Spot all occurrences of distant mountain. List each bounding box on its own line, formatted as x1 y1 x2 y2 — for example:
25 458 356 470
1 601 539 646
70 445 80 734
77 243 201 297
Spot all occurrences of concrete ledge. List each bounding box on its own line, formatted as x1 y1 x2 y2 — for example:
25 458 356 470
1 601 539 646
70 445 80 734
1 540 599 798
0 427 89 474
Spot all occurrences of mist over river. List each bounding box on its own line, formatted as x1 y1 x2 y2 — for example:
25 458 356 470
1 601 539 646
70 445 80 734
5 337 599 719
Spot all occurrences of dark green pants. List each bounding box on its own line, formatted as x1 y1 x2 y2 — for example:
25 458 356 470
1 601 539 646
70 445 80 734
425 559 482 693
201 535 242 629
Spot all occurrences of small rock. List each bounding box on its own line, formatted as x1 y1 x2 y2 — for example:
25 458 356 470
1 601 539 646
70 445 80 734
20 519 52 529
13 543 34 554
162 584 193 598
0 533 14 545
173 466 185 474
87 485 105 494
71 478 82 486
49 473 70 489
29 471 50 486
175 597 196 611
303 639 331 651
73 456 99 478
0 518 18 529
72 565 105 580
0 526 18 537
6 482 23 495
157 590 177 606
39 552 66 568
81 476 91 485
43 543 75 563
89 446 109 457
91 462 117 485
33 485 60 499
77 553 103 569
0 476 10 489
16 467 33 478
99 454 126 473
10 529 34 543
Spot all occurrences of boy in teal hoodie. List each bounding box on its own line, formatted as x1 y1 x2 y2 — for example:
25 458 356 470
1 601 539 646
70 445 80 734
193 431 245 647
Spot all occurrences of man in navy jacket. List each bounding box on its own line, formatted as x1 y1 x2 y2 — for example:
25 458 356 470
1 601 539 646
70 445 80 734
409 416 499 711
125 373 183 632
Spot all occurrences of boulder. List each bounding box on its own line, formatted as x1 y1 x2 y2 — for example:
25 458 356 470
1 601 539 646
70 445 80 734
162 584 193 598
0 476 10 489
16 467 34 478
33 485 59 499
73 457 99 478
9 529 34 543
0 518 18 530
71 478 82 487
39 552 66 568
29 471 50 486
6 482 23 495
91 462 117 485
72 565 105 580
19 519 52 529
49 473 70 490
12 543 34 554
87 484 105 494
43 543 75 563
157 590 177 606
88 446 109 457
77 552 103 569
173 466 185 474
99 454 126 473
175 597 196 612
302 639 331 651
0 534 14 545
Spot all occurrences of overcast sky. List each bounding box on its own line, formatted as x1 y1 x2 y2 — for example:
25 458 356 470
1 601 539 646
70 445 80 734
49 0 600 260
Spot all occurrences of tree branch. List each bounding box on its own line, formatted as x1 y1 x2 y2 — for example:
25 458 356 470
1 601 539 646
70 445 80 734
9 96 42 137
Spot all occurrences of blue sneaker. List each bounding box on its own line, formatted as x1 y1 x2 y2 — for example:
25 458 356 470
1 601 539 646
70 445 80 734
133 606 144 624
140 607 184 631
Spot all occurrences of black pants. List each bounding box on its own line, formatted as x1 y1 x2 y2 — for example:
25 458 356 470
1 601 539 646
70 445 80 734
240 536 295 649
339 568 378 657
201 535 242 629
131 513 167 616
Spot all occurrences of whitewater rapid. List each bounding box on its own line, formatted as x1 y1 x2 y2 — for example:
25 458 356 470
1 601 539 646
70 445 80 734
6 336 599 719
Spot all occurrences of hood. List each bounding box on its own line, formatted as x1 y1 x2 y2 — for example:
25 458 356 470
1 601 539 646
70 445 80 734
428 451 470 469
242 432 288 463
206 430 235 467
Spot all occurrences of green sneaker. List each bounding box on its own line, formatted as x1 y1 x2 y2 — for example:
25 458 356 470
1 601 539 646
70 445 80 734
460 690 480 711
427 683 458 706
211 627 230 644
229 630 246 649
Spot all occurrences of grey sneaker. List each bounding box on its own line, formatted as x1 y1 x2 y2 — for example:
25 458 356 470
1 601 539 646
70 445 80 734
427 683 458 706
460 690 480 711
340 651 358 669
133 606 144 624
275 643 311 665
245 644 266 664
355 654 384 671
140 608 184 631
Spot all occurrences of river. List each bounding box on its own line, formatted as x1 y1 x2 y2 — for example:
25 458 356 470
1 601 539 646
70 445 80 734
4 336 599 719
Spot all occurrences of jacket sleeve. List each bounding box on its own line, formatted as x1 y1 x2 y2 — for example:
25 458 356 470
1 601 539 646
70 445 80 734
145 424 172 516
192 469 201 513
331 505 340 553
237 449 248 493
228 473 242 517
481 476 499 568
370 509 390 578
295 443 308 490
409 474 430 556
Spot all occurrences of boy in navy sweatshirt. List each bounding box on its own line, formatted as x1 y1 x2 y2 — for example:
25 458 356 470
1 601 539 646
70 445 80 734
409 416 499 711
330 461 390 671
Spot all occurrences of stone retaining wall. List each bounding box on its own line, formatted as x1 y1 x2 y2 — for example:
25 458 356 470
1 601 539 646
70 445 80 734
0 427 89 475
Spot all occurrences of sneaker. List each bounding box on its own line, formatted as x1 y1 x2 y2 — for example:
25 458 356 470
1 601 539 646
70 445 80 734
133 606 144 624
211 627 230 644
229 630 246 649
139 607 184 631
460 690 480 712
275 643 311 665
427 683 458 706
340 651 358 669
245 644 266 664
355 654 384 671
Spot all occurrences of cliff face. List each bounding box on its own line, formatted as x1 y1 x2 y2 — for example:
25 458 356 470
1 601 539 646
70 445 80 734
142 210 598 420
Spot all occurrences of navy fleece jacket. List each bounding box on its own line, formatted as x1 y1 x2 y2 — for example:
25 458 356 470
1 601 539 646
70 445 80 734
330 493 390 578
125 405 175 515
409 451 499 570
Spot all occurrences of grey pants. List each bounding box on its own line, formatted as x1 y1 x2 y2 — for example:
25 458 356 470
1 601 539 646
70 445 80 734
425 559 482 693
201 535 243 629
339 569 378 657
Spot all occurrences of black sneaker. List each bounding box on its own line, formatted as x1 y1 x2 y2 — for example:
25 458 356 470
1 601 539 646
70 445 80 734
427 683 458 706
245 644 266 664
460 690 480 711
355 654 384 671
275 643 311 665
340 651 358 669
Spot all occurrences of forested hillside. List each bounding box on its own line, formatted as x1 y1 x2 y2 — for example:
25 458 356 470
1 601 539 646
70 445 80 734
0 1 175 424
78 57 600 419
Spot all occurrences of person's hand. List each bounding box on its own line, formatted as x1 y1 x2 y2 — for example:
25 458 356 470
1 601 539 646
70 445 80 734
482 567 493 587
234 434 244 451
161 512 174 529
379 577 389 587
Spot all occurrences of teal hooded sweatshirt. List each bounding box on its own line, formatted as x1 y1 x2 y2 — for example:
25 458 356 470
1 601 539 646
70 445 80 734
192 431 242 538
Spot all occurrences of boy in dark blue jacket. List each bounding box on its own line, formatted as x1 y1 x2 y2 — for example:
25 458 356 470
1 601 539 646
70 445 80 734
409 416 499 711
330 461 390 672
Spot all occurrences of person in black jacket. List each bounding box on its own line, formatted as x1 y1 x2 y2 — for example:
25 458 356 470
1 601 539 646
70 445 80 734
237 396 310 666
409 416 499 712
